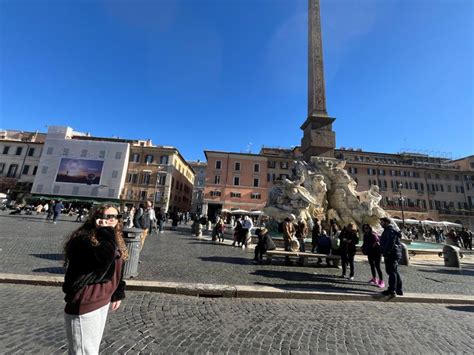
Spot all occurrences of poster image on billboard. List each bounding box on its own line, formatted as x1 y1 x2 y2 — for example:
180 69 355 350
55 158 104 185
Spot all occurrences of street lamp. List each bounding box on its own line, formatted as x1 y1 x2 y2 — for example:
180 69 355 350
398 183 406 230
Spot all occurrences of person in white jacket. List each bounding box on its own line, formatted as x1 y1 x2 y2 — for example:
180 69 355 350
242 216 254 249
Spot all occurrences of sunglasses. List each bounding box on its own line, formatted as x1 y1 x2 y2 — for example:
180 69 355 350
97 214 122 220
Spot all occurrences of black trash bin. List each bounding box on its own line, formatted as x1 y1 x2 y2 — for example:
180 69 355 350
122 227 144 279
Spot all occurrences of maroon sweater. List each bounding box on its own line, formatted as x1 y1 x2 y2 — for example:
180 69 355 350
65 257 123 315
63 227 126 315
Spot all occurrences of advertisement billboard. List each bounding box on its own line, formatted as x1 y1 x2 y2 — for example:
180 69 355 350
55 158 104 185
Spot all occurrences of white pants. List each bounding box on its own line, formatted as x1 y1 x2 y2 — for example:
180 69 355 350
65 303 110 355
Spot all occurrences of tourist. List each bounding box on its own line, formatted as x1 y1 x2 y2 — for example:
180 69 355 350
53 200 65 224
35 203 43 215
128 206 136 228
311 218 321 253
380 217 403 296
213 216 225 242
133 204 144 229
361 224 384 288
241 215 253 249
232 217 243 247
329 223 341 264
316 230 332 266
466 229 473 250
253 227 276 263
63 204 127 354
460 228 471 250
295 216 308 252
339 223 359 280
282 214 296 265
157 211 166 233
141 201 157 235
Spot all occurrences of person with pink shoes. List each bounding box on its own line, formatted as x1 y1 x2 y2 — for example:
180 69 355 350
361 224 385 288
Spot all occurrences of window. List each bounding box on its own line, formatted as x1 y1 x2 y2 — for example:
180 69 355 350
214 175 221 184
160 155 169 164
80 149 88 157
131 153 140 162
140 191 147 200
234 162 240 171
63 148 69 156
251 193 261 200
215 160 221 169
447 185 452 193
15 147 22 155
367 168 375 175
145 155 153 164
230 192 241 198
115 152 122 159
46 147 53 155
41 166 48 174
210 190 221 197
28 148 35 157
0 163 4 174
253 178 259 187
7 164 18 177
158 175 166 185
112 170 118 178
268 161 276 168
22 165 30 175
3 146 10 154
454 175 460 181
348 167 358 174
254 164 260 173
234 176 240 186
280 162 288 169
99 150 106 159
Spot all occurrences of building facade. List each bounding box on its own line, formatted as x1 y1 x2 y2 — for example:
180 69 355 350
203 151 268 218
121 142 194 213
203 147 474 229
0 130 46 197
337 149 474 228
189 160 207 214
31 126 130 201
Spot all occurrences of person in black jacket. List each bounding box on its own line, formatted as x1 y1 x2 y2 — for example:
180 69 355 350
339 223 359 280
253 227 276 263
379 217 403 296
63 204 128 354
362 224 384 288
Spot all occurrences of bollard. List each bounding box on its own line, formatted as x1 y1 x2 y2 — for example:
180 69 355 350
442 245 461 268
122 227 144 279
399 243 410 266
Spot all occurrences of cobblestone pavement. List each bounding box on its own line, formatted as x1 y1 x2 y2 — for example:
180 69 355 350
1 283 473 354
1 212 474 296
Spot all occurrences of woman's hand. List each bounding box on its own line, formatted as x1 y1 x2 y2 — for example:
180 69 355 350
111 300 121 311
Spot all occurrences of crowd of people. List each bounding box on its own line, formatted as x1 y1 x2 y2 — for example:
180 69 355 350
402 224 473 249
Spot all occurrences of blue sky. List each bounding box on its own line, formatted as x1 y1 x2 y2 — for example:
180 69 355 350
1 0 472 161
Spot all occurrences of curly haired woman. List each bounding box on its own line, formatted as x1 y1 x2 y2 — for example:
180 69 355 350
63 204 128 354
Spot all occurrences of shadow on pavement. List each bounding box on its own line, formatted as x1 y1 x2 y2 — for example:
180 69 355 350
199 256 252 265
251 269 374 287
30 253 64 261
446 305 474 313
33 267 65 274
253 281 375 295
418 267 474 277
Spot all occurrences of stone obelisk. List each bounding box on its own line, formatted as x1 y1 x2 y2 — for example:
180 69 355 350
301 0 336 161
